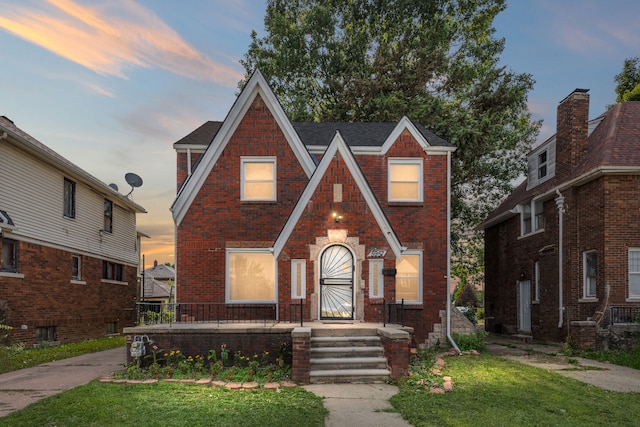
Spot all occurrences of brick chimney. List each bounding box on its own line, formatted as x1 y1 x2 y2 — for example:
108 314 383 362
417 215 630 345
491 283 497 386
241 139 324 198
555 88 590 179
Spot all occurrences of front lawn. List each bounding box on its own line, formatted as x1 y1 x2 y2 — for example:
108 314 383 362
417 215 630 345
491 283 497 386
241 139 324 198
0 381 327 427
392 354 639 426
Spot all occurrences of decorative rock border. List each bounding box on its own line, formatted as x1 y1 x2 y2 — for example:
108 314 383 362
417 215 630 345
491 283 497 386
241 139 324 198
99 376 298 390
426 349 480 394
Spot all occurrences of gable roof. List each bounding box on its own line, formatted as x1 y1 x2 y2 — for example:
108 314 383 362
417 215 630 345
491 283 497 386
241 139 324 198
273 131 404 259
170 69 317 225
0 116 146 214
480 101 640 229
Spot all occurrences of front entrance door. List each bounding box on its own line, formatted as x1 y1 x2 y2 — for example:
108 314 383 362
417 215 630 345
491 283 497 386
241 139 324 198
320 245 354 319
518 280 532 332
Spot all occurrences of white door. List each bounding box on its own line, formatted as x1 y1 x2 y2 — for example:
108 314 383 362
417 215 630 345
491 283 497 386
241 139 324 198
519 280 532 332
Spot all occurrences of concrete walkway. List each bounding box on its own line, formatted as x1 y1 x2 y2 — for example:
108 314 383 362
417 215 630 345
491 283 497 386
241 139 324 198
486 334 640 393
0 347 126 417
304 383 411 427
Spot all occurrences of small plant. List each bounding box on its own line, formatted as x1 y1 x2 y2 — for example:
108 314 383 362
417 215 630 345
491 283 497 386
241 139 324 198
453 331 488 352
220 343 229 366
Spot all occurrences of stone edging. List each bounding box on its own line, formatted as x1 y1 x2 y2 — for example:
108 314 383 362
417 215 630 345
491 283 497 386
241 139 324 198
425 349 480 394
99 376 298 391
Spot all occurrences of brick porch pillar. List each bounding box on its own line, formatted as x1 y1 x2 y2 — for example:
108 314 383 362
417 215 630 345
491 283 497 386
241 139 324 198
379 327 411 379
291 327 311 384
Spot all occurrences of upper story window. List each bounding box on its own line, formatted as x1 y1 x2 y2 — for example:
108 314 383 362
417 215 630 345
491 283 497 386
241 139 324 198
520 199 544 236
103 199 113 233
526 141 555 190
583 250 597 298
388 158 423 202
241 157 276 201
63 178 76 219
538 151 548 179
1 237 18 273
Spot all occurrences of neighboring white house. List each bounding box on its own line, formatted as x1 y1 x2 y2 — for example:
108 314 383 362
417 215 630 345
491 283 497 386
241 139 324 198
0 115 146 346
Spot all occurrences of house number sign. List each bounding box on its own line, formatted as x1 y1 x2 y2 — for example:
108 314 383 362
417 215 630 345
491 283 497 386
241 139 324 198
368 248 387 258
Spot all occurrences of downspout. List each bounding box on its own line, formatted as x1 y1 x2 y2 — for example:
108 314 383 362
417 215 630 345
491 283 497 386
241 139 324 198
446 150 460 352
555 190 565 328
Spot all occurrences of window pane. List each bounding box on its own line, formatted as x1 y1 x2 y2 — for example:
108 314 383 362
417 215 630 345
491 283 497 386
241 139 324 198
390 182 419 200
396 254 419 302
629 251 640 297
245 162 273 180
229 252 275 301
1 238 17 272
390 164 419 181
64 178 75 218
630 274 640 297
244 182 274 199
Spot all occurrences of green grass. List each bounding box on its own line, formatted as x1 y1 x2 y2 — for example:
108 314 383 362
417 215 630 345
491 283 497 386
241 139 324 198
391 354 640 427
580 347 640 370
0 336 125 374
0 381 327 427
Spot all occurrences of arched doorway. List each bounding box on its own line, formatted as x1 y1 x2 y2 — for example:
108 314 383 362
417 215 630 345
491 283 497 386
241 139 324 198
319 244 354 320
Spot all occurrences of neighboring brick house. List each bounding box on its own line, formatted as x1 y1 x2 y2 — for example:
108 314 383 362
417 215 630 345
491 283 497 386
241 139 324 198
480 89 640 348
170 70 455 345
0 116 146 346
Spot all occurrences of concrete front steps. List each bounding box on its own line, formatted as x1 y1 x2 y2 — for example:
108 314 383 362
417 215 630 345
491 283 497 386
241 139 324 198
309 327 391 383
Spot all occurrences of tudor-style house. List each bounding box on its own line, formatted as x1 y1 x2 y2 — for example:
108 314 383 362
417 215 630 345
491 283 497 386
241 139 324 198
170 70 455 346
0 116 146 346
480 89 640 348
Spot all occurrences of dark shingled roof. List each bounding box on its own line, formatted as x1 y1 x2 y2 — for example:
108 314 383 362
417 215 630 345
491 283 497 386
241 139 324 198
173 120 451 148
481 101 640 229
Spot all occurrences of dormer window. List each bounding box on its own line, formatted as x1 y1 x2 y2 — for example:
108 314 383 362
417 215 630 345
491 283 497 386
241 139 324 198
388 158 423 202
538 151 547 179
527 141 555 190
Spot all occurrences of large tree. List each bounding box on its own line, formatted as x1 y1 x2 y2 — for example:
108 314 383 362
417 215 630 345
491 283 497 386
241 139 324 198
614 57 640 102
241 0 539 289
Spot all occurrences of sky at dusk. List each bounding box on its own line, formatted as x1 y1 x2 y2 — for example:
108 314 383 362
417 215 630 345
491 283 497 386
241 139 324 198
1 0 639 264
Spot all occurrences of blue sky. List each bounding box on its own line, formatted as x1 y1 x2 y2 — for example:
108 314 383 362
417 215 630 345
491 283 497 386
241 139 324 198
1 0 639 263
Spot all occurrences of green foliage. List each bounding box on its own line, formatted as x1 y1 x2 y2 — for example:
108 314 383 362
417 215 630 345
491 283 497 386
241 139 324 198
614 57 640 102
453 331 488 351
0 336 125 375
391 354 640 426
580 347 640 370
397 349 442 390
0 382 327 427
242 0 539 288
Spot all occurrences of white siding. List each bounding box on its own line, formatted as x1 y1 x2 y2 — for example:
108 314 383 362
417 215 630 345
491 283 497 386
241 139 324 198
0 142 139 265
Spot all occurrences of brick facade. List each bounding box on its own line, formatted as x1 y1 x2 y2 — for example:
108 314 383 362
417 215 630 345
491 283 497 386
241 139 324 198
1 241 137 346
483 90 640 348
172 72 453 346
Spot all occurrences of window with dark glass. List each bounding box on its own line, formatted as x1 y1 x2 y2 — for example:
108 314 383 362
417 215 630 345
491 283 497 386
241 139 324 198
102 261 123 281
538 151 548 179
64 178 76 218
36 326 57 344
1 238 18 272
72 254 81 280
103 199 113 233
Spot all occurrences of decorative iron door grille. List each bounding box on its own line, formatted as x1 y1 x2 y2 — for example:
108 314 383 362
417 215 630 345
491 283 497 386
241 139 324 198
320 245 354 319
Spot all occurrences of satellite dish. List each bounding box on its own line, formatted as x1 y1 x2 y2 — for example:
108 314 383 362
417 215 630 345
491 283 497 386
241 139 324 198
108 183 119 191
124 172 143 196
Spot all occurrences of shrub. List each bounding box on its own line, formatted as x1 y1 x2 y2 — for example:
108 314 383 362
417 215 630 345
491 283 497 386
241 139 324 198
453 331 488 352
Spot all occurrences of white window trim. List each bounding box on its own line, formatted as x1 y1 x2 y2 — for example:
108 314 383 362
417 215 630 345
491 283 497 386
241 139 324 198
291 259 306 299
241 157 277 201
388 158 423 203
396 250 423 304
225 248 277 303
369 259 384 299
583 250 597 299
628 248 640 300
519 199 545 237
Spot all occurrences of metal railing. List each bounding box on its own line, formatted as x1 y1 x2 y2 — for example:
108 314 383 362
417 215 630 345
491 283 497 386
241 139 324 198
609 306 640 325
384 299 405 327
133 300 309 327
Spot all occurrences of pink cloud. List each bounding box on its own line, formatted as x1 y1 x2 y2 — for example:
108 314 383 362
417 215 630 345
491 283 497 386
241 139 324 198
0 0 242 86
